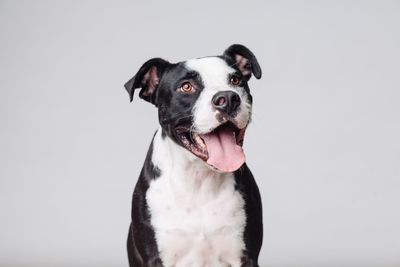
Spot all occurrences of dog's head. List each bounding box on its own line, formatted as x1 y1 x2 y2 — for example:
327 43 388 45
125 44 261 172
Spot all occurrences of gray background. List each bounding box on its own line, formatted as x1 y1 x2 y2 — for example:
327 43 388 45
0 1 399 266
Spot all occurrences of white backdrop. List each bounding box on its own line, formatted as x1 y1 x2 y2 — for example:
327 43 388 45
1 1 399 266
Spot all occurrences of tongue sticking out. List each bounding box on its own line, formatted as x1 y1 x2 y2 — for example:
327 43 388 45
201 127 245 172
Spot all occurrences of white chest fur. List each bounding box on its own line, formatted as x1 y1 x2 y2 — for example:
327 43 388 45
146 129 246 267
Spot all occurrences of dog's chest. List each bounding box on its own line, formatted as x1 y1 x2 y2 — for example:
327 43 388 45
146 171 246 267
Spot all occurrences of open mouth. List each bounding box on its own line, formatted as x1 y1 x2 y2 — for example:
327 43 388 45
176 122 246 172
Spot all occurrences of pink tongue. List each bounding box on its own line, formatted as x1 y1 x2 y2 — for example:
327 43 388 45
201 128 245 172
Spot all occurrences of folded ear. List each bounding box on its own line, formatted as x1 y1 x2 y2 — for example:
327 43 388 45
124 58 170 104
223 44 262 80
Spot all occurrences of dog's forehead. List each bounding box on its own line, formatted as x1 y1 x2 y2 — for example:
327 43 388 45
184 57 235 86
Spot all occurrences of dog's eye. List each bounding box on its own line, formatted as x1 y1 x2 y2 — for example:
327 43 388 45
179 82 193 93
230 75 241 86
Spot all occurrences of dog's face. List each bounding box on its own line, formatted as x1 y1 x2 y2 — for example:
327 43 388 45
125 44 261 172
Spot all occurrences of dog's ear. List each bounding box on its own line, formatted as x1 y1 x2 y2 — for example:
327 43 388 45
124 58 170 105
223 44 262 80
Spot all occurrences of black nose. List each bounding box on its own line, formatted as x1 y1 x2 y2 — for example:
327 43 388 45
212 91 241 115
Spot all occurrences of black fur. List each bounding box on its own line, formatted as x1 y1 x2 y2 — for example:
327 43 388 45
223 44 262 80
234 164 263 267
125 58 170 104
127 138 163 266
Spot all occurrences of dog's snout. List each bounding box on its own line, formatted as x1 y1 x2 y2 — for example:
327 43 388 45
212 91 241 115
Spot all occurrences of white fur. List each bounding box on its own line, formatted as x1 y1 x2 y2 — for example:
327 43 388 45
146 129 246 267
186 57 252 133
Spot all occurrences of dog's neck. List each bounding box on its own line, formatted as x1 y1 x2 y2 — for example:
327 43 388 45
151 127 232 195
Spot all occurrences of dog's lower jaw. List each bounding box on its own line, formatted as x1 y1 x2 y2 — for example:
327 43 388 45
157 127 223 176
146 128 246 266
153 127 242 190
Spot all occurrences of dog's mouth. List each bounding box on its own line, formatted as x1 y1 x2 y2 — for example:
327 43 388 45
176 121 246 172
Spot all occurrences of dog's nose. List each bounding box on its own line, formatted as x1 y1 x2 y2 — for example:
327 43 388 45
212 91 241 115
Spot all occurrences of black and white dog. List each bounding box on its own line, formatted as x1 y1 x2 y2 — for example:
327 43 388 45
124 44 263 267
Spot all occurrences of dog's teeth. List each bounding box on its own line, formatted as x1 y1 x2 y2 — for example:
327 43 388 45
194 135 202 144
194 135 205 148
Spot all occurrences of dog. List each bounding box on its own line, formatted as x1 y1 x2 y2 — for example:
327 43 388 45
124 44 263 267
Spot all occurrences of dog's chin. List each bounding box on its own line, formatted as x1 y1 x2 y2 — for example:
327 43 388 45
176 121 246 173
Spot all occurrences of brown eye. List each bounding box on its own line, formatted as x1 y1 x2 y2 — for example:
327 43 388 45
230 75 241 86
180 81 193 93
